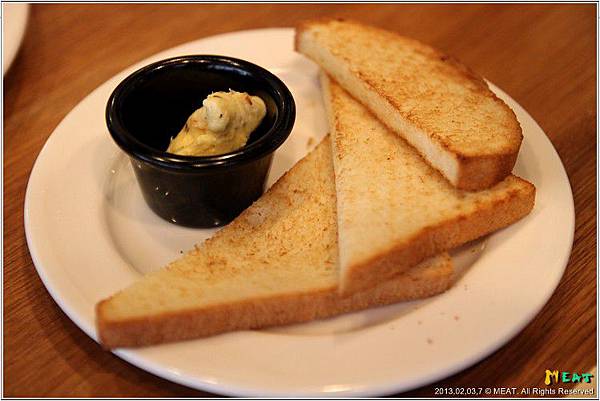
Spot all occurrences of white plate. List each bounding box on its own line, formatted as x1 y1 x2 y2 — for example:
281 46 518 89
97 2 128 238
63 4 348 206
3 3 29 74
24 28 574 396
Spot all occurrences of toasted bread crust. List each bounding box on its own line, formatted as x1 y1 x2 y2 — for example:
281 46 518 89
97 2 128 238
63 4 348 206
96 139 454 348
97 255 453 348
296 18 523 191
454 150 521 191
342 179 535 294
320 74 535 295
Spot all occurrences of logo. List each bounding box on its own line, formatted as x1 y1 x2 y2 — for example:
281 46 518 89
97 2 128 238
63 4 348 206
545 370 594 385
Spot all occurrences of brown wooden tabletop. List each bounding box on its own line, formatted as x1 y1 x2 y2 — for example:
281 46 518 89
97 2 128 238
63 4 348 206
4 4 596 397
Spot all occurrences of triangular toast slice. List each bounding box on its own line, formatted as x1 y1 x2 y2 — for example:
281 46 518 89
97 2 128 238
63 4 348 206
321 74 535 294
97 138 454 348
296 19 523 191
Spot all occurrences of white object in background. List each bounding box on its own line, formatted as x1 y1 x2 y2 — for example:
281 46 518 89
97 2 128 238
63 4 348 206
3 3 29 74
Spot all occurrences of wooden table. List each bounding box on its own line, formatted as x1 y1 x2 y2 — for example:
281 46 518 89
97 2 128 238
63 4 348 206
4 4 596 397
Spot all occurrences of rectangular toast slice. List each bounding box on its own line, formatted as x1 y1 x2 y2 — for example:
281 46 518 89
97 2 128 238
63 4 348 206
322 73 535 294
296 19 523 191
96 138 454 348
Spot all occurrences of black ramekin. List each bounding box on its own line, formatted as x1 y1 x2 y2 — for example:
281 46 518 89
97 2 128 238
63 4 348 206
106 55 295 228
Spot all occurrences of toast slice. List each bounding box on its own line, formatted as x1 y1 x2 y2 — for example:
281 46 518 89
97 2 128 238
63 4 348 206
322 74 535 294
296 19 523 191
97 138 454 348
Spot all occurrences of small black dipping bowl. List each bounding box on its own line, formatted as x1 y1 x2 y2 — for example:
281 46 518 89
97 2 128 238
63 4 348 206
106 55 295 228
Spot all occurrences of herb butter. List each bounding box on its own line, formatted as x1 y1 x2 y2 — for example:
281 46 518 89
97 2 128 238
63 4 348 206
167 90 267 156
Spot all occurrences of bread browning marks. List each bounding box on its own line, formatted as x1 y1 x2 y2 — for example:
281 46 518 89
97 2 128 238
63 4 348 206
343 179 535 294
96 138 454 348
296 18 523 190
97 254 453 347
321 74 535 295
